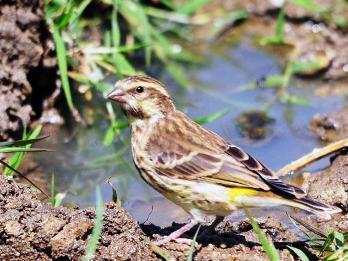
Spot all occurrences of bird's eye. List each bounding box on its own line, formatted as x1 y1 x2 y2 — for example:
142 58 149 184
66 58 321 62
136 86 144 93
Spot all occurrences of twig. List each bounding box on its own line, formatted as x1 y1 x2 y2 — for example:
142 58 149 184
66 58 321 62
142 205 154 225
276 138 348 177
106 177 120 206
288 214 327 238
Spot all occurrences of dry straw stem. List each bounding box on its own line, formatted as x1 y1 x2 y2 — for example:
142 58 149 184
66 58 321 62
276 138 348 177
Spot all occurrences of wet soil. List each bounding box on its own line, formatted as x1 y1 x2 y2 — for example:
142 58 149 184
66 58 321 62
310 108 348 142
0 0 59 141
0 175 155 260
299 155 348 233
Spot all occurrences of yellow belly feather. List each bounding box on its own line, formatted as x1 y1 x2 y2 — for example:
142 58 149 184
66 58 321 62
228 187 258 202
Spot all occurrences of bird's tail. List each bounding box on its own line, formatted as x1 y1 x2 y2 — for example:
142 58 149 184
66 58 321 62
288 197 341 220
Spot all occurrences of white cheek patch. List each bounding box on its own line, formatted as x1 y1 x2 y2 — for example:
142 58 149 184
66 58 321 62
127 97 138 109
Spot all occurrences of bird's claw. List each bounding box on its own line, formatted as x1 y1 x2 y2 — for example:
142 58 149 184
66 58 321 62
153 236 198 246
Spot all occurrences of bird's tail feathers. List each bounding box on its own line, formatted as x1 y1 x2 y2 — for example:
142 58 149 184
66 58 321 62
290 197 341 220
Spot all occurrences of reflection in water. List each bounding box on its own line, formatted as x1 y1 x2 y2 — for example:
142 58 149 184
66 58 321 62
35 39 345 228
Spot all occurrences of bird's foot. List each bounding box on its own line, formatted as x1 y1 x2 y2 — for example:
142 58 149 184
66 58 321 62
153 219 199 246
154 236 196 246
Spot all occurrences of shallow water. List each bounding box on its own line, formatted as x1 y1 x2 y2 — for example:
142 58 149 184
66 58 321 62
34 36 346 228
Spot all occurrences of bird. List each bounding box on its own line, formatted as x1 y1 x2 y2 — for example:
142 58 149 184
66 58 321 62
107 75 341 245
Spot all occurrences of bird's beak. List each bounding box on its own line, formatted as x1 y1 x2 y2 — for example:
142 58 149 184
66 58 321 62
107 88 126 103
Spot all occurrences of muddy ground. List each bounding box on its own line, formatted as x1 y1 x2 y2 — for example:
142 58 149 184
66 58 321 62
1 147 347 261
0 0 59 141
0 175 155 260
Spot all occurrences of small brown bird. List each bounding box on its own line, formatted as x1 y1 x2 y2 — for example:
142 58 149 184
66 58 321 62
107 75 340 245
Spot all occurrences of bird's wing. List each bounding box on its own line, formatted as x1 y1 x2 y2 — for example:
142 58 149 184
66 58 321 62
147 112 270 190
224 144 306 198
147 111 306 198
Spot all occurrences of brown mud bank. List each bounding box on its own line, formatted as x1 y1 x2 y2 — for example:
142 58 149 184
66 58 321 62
0 175 155 260
1 148 347 260
0 0 59 141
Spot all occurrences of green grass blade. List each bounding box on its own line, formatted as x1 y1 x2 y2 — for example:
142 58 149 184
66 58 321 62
194 108 230 124
51 23 75 110
112 0 120 48
69 0 92 25
113 53 136 75
0 147 52 153
54 192 66 207
187 224 201 261
287 246 310 261
55 0 75 29
51 173 65 207
0 135 48 147
159 0 177 10
333 232 345 247
264 74 285 88
275 5 285 40
166 63 190 89
177 0 209 15
245 208 280 261
4 125 43 175
51 174 56 206
280 94 309 106
118 0 152 44
103 126 115 147
291 60 321 73
321 232 335 253
84 186 104 261
118 0 153 66
289 0 320 12
113 121 129 129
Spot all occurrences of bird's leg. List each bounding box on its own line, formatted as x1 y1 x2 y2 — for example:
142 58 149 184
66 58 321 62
153 219 199 246
198 216 224 239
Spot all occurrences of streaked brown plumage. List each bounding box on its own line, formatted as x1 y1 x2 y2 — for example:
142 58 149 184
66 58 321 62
107 75 341 245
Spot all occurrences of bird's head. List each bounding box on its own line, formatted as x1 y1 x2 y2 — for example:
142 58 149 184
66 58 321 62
107 75 175 121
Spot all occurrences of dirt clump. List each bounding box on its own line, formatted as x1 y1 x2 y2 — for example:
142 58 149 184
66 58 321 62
310 108 348 142
236 110 275 140
293 152 348 235
0 0 58 141
304 154 348 213
0 175 155 260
